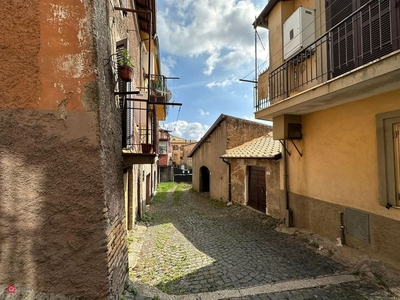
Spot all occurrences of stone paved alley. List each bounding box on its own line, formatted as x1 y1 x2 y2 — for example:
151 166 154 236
123 183 399 300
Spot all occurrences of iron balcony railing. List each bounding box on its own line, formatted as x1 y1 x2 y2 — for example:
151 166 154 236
257 0 400 111
149 75 170 102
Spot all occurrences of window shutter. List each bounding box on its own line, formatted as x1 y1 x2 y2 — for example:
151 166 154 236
327 0 356 78
358 0 393 65
327 0 399 78
116 42 134 149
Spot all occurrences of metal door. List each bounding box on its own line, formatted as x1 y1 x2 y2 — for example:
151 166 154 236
248 166 266 213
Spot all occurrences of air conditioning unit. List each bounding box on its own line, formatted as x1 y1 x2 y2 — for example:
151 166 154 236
283 7 315 60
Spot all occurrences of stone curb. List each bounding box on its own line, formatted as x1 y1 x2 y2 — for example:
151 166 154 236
131 274 359 300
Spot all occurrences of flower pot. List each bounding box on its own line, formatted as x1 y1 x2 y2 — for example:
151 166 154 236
118 65 133 82
141 143 153 153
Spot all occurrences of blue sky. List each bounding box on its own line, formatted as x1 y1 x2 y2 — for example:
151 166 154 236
157 0 270 140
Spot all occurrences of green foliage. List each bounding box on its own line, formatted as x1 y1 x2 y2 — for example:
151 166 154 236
118 48 134 67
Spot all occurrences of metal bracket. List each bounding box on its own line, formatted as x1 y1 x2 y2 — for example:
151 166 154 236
290 139 303 157
279 140 291 156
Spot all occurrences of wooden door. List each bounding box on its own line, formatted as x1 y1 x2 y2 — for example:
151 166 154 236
248 166 266 213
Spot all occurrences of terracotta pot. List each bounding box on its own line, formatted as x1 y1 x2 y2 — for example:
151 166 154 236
118 66 133 82
141 143 153 153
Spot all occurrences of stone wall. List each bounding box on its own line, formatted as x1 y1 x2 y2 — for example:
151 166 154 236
159 166 174 182
289 192 400 268
106 217 128 297
230 158 285 219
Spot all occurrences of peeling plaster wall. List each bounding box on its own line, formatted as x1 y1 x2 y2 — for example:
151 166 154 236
0 0 128 298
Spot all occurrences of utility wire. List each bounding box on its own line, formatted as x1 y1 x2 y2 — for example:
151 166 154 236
241 0 357 80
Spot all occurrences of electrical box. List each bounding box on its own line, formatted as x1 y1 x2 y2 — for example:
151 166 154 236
273 115 302 140
283 7 315 60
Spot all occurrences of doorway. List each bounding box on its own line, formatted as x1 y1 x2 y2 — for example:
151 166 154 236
199 166 210 193
248 166 266 213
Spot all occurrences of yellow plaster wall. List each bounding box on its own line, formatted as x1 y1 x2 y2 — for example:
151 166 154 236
288 89 400 221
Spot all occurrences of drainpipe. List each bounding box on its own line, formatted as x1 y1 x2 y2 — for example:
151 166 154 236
283 140 292 227
222 158 231 203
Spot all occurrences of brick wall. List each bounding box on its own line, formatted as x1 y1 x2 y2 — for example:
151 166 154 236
107 217 128 298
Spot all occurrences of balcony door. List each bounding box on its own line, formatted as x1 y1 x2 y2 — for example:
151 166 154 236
326 0 400 78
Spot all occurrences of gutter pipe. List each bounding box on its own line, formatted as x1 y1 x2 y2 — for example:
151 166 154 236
283 140 292 227
222 158 232 203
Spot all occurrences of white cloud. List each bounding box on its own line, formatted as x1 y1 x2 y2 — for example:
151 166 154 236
206 77 235 89
161 120 210 141
158 0 263 74
161 56 177 76
198 109 209 118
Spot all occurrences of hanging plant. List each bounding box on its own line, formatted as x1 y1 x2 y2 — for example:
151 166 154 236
118 48 134 82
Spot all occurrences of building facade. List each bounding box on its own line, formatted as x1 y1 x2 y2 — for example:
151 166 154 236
158 129 173 182
254 0 400 266
170 135 197 168
0 0 171 298
221 136 284 218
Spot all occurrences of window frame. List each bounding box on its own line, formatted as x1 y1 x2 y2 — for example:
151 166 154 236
376 110 400 207
117 39 134 149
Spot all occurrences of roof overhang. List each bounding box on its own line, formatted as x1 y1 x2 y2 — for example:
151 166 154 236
253 0 280 29
134 0 157 36
221 153 282 160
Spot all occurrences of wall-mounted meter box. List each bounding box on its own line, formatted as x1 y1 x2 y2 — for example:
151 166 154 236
283 7 315 60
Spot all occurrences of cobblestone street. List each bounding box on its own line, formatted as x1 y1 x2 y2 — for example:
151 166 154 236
125 183 398 300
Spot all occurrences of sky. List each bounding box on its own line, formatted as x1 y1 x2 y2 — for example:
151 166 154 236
156 0 271 141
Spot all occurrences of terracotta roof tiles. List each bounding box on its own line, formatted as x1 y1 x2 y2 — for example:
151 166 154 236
221 136 281 159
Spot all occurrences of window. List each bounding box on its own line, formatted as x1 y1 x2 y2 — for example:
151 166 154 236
117 39 134 149
377 111 400 207
173 145 179 150
159 141 167 154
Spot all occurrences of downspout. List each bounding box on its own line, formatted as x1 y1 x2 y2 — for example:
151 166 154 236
283 140 292 227
222 158 232 203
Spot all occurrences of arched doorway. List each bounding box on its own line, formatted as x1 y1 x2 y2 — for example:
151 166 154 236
199 166 210 192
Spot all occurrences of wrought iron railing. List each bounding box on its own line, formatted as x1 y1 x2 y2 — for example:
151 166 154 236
257 0 400 111
149 75 169 101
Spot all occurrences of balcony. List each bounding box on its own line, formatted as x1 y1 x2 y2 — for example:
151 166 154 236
121 92 158 168
256 0 400 121
149 75 172 121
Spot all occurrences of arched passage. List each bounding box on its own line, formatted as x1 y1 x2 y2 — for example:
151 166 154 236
199 166 210 193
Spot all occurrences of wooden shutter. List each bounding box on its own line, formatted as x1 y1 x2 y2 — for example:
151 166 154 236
357 0 393 65
117 41 134 149
327 0 400 78
326 0 356 78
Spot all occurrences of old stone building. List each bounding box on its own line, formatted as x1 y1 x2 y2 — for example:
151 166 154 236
0 0 171 298
221 136 284 219
189 115 272 203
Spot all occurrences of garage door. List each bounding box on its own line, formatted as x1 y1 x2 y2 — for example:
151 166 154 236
248 166 266 213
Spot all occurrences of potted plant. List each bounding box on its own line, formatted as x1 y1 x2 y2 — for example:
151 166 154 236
141 143 153 154
118 48 134 82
